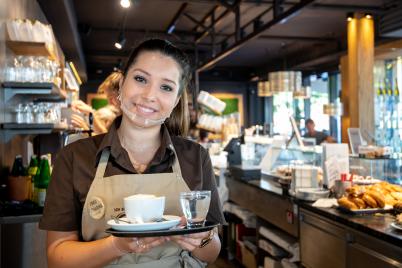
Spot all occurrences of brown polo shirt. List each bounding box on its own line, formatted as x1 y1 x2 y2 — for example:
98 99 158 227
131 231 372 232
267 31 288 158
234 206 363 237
39 116 226 235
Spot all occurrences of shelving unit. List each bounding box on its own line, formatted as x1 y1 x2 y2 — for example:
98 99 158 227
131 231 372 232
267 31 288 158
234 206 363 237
1 82 66 102
6 40 56 60
0 123 68 142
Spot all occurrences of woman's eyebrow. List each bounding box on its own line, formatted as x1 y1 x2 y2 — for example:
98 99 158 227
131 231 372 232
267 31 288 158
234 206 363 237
132 68 177 86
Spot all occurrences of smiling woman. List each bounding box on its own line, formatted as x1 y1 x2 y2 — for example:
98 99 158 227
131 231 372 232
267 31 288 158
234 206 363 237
39 39 226 268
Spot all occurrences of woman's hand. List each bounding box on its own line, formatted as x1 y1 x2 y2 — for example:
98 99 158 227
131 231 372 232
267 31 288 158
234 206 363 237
110 236 167 255
168 231 210 252
71 114 89 130
167 217 210 252
71 100 94 115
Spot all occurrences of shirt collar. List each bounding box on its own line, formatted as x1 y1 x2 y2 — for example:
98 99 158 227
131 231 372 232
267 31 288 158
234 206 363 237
95 116 175 170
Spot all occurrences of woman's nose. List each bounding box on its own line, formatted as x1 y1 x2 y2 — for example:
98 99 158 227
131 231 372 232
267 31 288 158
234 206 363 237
141 83 157 101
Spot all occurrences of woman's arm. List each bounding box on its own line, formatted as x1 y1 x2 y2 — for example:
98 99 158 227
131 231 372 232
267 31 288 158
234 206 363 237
47 231 166 268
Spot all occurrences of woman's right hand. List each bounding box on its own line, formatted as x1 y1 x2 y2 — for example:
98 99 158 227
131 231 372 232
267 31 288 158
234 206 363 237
71 100 94 115
71 114 89 130
110 236 167 255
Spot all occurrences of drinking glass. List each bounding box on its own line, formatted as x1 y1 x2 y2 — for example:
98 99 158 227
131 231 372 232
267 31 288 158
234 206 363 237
180 191 211 228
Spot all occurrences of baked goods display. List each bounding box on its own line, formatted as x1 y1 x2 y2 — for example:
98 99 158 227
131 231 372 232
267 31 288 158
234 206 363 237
337 182 402 211
275 165 292 177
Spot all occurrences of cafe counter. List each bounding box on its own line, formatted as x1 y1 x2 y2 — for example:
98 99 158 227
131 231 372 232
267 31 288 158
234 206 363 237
226 175 402 268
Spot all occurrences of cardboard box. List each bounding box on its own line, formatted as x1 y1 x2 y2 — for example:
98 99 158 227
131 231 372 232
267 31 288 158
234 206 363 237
264 256 282 268
240 241 257 268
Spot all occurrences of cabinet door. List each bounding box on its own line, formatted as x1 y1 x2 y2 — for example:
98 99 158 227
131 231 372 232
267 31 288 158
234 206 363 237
347 243 402 268
300 212 346 268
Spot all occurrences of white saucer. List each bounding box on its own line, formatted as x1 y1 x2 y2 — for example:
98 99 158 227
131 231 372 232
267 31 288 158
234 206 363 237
107 215 181 232
390 222 402 231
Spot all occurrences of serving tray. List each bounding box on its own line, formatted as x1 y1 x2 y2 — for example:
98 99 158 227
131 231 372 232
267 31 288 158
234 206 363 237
106 221 219 237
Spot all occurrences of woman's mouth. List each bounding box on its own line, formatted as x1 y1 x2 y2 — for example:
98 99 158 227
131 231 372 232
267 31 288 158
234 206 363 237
135 103 157 115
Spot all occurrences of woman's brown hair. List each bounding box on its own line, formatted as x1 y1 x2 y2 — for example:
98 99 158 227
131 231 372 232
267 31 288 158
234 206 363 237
123 39 191 136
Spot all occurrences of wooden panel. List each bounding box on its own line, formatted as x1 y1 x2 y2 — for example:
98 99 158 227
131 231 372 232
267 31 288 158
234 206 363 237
347 243 402 268
346 15 375 136
340 55 350 144
227 178 298 237
300 209 346 268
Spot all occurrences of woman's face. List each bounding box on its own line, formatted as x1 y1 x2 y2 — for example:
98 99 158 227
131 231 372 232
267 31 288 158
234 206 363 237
119 51 181 127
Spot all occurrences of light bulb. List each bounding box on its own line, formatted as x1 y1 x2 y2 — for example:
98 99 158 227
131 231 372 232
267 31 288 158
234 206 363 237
120 0 131 8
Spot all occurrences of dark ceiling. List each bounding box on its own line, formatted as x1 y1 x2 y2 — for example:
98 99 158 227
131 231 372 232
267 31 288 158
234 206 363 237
38 0 400 83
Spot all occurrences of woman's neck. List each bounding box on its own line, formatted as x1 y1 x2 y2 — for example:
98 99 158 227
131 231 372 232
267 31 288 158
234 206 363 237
118 117 161 155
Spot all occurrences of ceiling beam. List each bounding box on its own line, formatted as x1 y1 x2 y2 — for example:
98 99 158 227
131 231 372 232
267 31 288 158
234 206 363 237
197 0 315 72
183 13 208 30
191 5 220 32
165 3 188 34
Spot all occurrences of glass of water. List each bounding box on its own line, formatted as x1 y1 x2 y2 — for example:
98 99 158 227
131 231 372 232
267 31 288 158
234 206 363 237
180 191 211 228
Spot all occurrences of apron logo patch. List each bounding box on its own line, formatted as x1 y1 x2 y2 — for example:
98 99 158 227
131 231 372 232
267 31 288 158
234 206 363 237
88 196 105 220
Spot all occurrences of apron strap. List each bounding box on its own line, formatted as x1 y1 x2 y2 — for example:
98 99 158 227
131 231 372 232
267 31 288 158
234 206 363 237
94 149 110 180
169 144 183 178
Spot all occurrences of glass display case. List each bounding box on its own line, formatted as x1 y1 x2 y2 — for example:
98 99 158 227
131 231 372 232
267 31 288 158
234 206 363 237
349 156 402 185
260 145 322 178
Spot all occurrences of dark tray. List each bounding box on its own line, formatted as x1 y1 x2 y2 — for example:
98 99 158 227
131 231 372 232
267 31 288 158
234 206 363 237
337 206 393 215
106 221 219 237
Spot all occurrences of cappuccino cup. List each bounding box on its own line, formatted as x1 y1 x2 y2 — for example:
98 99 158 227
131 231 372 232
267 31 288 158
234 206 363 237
124 194 165 223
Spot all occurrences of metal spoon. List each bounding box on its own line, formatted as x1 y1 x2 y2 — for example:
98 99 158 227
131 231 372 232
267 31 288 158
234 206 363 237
111 216 132 224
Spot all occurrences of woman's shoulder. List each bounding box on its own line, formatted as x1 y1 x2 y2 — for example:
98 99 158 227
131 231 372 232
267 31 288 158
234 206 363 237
171 136 208 155
60 134 106 158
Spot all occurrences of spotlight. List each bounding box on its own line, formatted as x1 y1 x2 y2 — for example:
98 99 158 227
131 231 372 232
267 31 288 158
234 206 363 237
365 13 372 19
120 0 131 8
346 12 354 22
114 31 126 50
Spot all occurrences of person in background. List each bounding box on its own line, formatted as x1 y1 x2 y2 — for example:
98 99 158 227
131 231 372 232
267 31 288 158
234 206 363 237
71 72 122 134
198 129 209 148
40 39 225 268
303 118 335 145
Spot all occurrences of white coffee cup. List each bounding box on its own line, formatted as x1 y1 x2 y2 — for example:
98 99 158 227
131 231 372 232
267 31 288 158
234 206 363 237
124 194 165 223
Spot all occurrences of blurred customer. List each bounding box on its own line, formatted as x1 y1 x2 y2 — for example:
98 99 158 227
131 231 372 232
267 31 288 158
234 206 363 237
71 72 122 134
303 118 335 145
198 129 209 148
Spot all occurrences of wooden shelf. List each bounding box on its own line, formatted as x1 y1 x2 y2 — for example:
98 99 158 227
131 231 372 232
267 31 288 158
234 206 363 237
6 40 56 60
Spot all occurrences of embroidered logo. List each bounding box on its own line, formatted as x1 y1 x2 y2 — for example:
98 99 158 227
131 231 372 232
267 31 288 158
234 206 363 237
88 196 105 220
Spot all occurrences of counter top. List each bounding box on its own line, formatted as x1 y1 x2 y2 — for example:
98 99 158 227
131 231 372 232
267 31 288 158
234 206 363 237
298 202 402 247
229 176 402 246
0 214 42 224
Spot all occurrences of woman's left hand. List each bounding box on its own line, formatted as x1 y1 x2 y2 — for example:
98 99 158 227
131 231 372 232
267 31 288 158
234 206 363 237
167 217 210 252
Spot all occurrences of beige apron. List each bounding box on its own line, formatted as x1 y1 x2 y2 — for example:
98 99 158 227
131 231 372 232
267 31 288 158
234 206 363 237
81 146 207 268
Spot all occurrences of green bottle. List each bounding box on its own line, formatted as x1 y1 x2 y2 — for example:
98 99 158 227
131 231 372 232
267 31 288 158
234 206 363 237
27 155 38 202
34 155 51 207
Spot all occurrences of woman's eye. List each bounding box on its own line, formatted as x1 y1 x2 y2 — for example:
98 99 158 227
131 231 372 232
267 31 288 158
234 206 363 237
134 75 146 83
161 85 173 92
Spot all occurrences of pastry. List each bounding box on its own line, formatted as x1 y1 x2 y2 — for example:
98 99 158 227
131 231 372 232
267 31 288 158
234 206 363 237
366 190 385 208
349 197 366 209
362 193 378 208
390 192 402 202
338 197 358 210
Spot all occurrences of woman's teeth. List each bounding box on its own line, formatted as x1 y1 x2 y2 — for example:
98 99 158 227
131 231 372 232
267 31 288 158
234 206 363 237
137 104 155 113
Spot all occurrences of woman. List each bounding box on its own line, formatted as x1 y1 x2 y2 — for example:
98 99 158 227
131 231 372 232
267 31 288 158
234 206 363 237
39 39 225 267
71 71 122 134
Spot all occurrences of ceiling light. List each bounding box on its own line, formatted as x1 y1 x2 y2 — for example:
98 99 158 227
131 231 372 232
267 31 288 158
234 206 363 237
114 31 126 49
346 12 354 22
365 13 372 19
167 24 176 34
120 0 131 8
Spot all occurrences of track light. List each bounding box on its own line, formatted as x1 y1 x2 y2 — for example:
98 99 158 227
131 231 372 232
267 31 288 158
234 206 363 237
114 31 126 50
365 13 372 19
120 0 131 8
346 12 354 22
